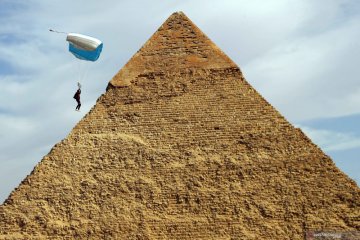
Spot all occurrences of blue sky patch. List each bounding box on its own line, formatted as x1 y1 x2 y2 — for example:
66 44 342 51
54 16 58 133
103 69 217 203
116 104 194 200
0 1 27 17
331 148 360 185
0 34 27 45
299 113 360 135
0 60 15 75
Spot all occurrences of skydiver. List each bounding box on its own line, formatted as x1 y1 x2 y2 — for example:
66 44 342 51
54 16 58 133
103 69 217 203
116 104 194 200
73 83 81 111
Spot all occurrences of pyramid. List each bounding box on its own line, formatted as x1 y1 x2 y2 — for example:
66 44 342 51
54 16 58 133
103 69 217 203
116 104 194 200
1 12 359 239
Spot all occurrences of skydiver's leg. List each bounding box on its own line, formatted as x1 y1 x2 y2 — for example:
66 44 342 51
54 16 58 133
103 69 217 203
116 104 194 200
76 100 81 110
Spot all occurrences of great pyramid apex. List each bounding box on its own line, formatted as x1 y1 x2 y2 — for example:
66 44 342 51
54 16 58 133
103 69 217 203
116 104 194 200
1 12 359 239
109 11 237 88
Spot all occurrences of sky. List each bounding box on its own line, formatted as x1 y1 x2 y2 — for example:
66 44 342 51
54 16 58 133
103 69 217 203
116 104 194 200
0 0 359 203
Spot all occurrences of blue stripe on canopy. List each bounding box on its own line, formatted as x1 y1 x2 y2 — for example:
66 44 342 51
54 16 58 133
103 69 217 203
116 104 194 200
69 43 103 61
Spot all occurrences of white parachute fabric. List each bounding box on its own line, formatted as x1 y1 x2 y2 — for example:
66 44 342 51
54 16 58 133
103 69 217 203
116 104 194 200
66 33 102 51
66 33 103 61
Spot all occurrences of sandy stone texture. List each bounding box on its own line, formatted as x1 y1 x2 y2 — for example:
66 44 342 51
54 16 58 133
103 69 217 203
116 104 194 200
0 12 359 240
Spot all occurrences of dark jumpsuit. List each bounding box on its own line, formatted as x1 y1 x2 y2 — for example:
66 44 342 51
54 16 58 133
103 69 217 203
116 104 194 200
73 89 81 110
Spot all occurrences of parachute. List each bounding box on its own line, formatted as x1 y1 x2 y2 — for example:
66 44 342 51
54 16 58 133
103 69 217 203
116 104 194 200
49 29 103 62
66 33 103 62
50 29 103 85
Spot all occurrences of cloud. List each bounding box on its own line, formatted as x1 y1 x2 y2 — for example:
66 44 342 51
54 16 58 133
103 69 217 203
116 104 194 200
242 2 360 122
299 125 360 152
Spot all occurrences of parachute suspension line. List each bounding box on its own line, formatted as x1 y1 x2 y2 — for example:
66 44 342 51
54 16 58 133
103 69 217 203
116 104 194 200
76 60 91 87
76 60 84 86
49 29 67 34
81 62 91 85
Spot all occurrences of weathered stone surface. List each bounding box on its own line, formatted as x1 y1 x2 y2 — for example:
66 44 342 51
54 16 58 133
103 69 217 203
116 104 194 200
0 12 359 240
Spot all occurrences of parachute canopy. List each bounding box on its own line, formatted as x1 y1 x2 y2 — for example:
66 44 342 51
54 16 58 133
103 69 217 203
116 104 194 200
66 33 103 61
